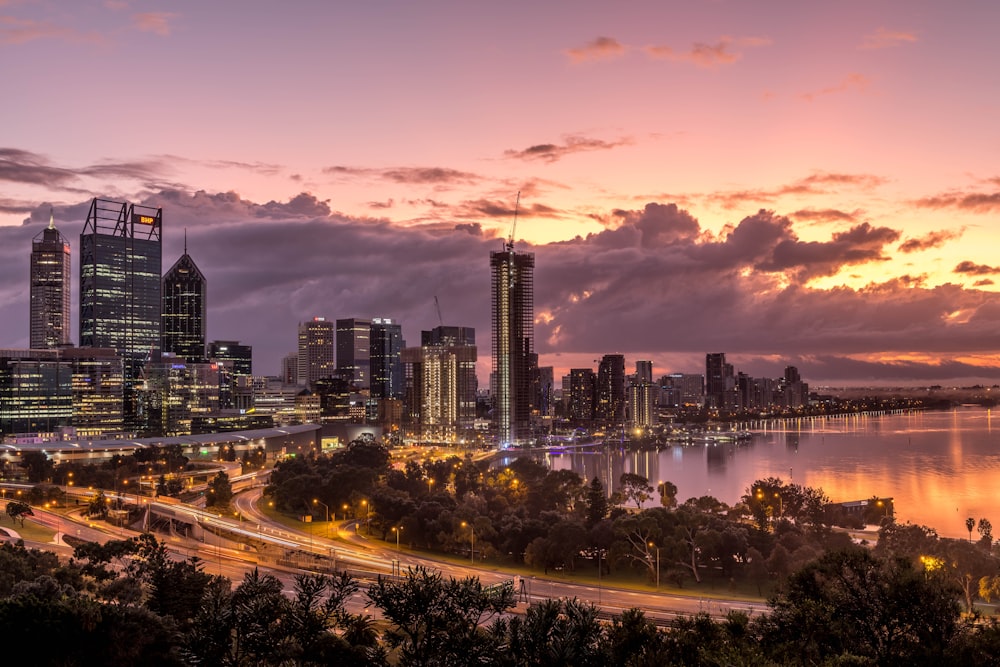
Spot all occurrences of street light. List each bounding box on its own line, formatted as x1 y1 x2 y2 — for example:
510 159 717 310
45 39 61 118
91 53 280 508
461 521 475 562
427 477 434 495
361 499 371 535
392 525 402 551
342 503 349 521
773 493 783 518
313 499 330 537
648 542 660 589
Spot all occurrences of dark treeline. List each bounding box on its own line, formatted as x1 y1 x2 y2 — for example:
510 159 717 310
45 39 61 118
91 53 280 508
2 534 1000 665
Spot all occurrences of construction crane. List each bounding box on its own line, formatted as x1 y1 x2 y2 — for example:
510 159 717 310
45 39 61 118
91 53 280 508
506 191 520 253
434 295 444 326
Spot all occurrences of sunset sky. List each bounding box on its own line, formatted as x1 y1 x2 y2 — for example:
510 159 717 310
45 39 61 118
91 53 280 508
2 1 1000 385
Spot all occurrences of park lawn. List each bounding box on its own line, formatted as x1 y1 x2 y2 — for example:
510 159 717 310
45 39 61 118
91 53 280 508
0 514 56 543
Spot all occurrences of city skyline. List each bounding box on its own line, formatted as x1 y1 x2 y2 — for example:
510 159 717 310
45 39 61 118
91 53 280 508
2 2 1000 385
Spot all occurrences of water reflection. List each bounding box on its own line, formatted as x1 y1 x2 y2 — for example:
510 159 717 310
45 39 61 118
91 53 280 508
505 407 1000 539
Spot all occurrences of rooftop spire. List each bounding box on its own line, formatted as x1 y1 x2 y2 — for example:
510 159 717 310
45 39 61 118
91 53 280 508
184 227 187 254
49 207 54 230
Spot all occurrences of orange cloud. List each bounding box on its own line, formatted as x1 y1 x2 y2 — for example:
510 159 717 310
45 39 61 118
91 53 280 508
860 28 917 50
898 229 963 253
0 15 101 45
504 135 631 163
132 12 176 36
564 37 625 63
801 73 870 101
643 36 770 68
913 189 1000 213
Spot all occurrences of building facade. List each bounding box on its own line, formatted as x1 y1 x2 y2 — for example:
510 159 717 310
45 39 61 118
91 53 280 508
370 318 404 400
490 248 534 446
161 247 206 363
336 318 372 390
29 212 71 349
297 317 335 389
79 198 162 430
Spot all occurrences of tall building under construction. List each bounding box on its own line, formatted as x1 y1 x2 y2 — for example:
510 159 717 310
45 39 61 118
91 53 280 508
490 241 534 447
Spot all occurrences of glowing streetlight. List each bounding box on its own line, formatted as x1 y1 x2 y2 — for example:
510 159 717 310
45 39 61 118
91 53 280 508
392 525 402 551
461 521 475 562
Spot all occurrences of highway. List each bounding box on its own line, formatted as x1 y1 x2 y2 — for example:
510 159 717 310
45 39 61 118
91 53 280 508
5 480 767 622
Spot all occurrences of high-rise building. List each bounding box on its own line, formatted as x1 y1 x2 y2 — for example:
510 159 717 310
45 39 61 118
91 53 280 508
161 240 206 362
297 317 335 389
705 353 736 410
568 368 597 423
490 246 534 446
29 211 71 349
597 354 626 425
0 348 123 438
629 361 657 428
402 325 477 442
80 198 162 431
370 318 404 399
337 317 371 389
207 340 253 410
207 340 253 376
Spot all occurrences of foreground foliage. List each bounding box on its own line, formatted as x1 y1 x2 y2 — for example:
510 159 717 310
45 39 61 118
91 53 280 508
2 536 1000 666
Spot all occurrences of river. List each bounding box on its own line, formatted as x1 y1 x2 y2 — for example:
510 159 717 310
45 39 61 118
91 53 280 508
504 407 1000 540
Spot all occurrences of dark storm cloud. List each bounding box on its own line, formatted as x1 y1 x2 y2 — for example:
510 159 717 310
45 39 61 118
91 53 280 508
899 229 962 253
0 148 77 186
4 189 1000 384
503 135 632 163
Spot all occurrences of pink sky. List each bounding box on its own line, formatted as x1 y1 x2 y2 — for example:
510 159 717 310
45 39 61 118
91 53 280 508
2 1 1000 385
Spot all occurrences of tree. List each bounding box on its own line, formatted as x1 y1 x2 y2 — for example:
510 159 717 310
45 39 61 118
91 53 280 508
967 517 976 542
5 501 32 528
978 518 993 549
584 477 608 527
759 548 962 665
366 565 513 666
492 597 606 667
88 490 109 519
619 473 653 510
657 481 678 509
206 471 233 507
979 575 1000 603
20 451 53 483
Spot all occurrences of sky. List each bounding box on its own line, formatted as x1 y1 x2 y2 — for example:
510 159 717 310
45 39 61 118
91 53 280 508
2 0 1000 386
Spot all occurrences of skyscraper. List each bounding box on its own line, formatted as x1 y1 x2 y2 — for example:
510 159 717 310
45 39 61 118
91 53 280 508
161 238 206 362
29 211 71 349
490 244 534 446
297 317 335 389
80 198 162 430
597 354 626 425
705 352 735 410
370 318 404 399
336 317 371 389
402 324 477 442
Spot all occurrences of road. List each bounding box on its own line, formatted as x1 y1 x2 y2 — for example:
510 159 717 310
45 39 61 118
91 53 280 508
12 482 766 622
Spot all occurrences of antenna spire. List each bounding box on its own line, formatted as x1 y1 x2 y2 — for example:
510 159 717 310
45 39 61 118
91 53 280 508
184 228 187 254
49 207 54 230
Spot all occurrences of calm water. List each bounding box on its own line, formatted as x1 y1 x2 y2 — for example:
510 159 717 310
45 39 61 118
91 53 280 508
509 408 1000 539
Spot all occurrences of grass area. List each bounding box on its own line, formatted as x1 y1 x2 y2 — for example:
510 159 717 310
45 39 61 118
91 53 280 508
0 513 56 543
